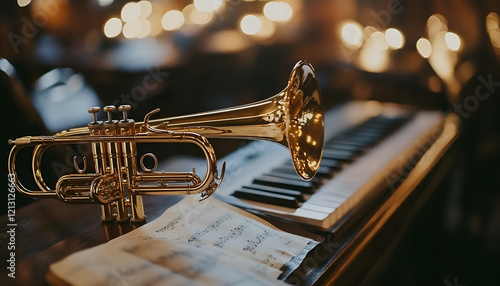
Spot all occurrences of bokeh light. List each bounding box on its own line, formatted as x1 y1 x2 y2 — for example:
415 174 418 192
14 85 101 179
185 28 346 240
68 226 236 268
194 0 223 13
240 15 261 35
123 21 142 38
17 0 31 7
162 10 184 31
138 1 152 19
416 38 432 58
263 2 293 23
385 28 405 49
255 16 276 39
183 4 214 25
121 2 141 23
104 18 123 38
339 21 364 48
444 32 461 51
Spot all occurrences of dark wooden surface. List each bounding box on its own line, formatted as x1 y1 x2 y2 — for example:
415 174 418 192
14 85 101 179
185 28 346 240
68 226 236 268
0 195 183 286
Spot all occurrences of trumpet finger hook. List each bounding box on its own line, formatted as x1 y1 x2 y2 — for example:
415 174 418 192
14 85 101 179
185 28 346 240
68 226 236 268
73 156 87 174
143 108 171 133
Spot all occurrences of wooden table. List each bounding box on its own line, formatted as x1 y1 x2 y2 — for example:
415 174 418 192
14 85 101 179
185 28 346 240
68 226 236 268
0 195 183 285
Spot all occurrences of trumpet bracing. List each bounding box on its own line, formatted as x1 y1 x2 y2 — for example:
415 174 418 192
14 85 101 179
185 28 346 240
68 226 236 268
8 61 324 223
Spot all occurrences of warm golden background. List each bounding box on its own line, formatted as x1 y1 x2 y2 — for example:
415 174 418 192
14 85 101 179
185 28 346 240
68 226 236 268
1 1 499 285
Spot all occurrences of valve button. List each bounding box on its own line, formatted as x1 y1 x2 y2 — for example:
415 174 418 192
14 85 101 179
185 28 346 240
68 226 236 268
88 107 100 124
88 107 100 113
119 105 131 112
119 105 131 122
103 105 116 123
103 105 116 112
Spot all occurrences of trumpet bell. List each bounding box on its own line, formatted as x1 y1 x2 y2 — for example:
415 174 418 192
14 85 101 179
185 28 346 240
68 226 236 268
144 60 324 180
285 61 324 180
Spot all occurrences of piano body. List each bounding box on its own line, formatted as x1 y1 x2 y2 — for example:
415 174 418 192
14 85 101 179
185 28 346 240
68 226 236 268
217 101 453 230
1 0 499 285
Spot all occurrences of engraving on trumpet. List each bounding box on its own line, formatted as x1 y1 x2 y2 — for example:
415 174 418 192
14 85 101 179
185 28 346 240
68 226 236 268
7 61 324 224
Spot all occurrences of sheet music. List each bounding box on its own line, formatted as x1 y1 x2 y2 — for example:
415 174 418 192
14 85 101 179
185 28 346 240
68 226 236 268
49 197 316 285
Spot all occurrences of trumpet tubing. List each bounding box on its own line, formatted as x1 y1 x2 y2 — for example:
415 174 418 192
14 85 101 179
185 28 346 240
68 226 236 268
8 60 323 223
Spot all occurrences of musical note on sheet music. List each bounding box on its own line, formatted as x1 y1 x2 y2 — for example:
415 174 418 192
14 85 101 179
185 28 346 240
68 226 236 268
49 197 317 286
127 196 314 269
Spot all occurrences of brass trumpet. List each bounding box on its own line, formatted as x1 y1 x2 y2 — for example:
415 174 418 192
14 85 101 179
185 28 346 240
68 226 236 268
8 60 324 223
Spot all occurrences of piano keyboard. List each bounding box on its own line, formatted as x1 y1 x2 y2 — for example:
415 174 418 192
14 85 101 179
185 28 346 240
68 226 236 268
216 101 444 230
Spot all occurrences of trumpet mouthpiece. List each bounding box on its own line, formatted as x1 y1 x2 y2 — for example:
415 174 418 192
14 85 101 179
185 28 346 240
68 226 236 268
8 136 34 146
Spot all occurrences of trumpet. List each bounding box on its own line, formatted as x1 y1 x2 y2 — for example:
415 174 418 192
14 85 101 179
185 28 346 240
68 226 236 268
8 60 324 223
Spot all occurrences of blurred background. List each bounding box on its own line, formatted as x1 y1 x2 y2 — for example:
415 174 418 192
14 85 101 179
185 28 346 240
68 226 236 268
1 0 500 285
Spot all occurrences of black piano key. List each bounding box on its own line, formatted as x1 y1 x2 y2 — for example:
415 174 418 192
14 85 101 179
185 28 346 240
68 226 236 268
317 158 342 170
324 147 363 157
358 123 404 137
352 135 383 144
244 183 305 201
266 171 321 187
348 132 383 140
282 159 341 173
364 119 396 126
314 165 334 178
322 149 357 161
233 188 300 208
253 175 316 194
355 122 402 136
328 138 373 147
273 165 333 179
324 143 365 153
337 135 379 146
356 123 393 130
349 117 406 133
369 117 408 128
342 128 385 138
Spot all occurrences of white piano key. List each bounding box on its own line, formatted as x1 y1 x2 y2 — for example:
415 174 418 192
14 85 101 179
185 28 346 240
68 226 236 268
300 202 337 214
307 196 344 207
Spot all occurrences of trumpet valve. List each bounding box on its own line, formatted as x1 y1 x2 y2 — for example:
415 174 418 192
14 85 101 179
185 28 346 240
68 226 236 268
102 105 120 135
87 107 104 135
88 107 101 124
119 105 131 122
90 173 122 204
103 105 117 123
118 105 136 134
